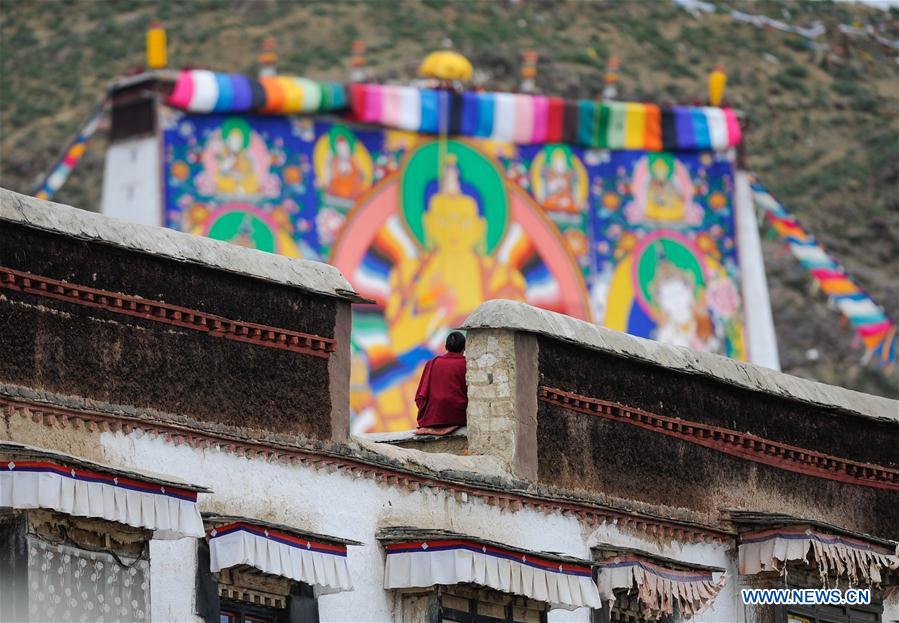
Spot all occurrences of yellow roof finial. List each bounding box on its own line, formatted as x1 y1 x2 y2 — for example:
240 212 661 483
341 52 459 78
146 21 167 70
708 64 727 107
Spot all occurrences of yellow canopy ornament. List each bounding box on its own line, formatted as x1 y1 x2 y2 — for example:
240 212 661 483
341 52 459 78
419 50 473 82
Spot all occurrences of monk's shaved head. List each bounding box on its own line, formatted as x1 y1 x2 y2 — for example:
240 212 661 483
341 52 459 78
445 331 466 354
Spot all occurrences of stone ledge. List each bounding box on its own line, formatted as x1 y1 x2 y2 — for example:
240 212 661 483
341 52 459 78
461 300 898 424
0 187 362 302
360 427 468 455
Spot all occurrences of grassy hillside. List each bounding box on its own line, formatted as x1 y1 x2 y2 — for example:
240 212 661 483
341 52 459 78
2 0 897 396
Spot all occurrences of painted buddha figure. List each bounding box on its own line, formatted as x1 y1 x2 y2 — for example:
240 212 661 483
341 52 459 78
645 156 686 222
228 216 257 250
650 260 716 351
385 154 527 354
365 153 526 430
542 149 578 213
326 135 366 199
215 119 260 195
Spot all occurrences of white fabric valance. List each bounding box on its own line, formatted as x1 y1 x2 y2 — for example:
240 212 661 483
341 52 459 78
0 458 205 539
209 522 353 593
384 538 602 610
739 527 899 585
597 556 726 620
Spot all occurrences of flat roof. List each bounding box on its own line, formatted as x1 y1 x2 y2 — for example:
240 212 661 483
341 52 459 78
0 188 362 302
462 300 898 424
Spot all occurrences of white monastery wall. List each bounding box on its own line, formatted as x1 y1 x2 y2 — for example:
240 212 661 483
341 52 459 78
99 432 739 623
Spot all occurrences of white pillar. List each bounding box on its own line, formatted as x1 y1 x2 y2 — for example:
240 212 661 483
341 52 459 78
735 170 780 371
101 136 162 227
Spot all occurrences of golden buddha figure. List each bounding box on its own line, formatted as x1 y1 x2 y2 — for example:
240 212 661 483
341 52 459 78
645 156 686 222
373 153 527 429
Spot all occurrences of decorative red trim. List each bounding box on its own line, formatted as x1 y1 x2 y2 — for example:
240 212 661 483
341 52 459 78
539 386 899 491
0 395 731 544
209 522 347 556
385 539 593 576
0 267 335 359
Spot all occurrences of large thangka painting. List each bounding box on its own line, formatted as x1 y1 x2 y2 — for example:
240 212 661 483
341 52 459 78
163 112 745 432
588 151 745 359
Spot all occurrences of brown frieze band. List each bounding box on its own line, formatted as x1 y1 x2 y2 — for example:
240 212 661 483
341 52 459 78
0 266 335 359
539 386 899 491
0 394 730 544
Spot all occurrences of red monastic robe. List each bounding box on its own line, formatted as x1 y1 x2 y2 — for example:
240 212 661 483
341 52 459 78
414 352 468 429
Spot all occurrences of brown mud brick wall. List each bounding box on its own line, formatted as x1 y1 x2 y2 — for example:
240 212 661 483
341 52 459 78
535 337 899 538
0 222 338 439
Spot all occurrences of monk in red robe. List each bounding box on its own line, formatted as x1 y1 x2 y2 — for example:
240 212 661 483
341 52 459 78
414 332 468 435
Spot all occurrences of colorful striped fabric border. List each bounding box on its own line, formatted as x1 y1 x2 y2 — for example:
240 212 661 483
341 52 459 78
163 71 740 152
751 181 896 369
33 100 105 201
349 84 741 151
166 70 347 114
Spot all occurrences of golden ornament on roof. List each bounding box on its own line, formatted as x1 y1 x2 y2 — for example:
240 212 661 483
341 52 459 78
419 50 473 82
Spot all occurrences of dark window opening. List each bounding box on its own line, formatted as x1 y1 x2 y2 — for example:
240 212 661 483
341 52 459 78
109 96 156 142
748 564 885 623
776 604 882 623
401 584 548 623
218 598 287 623
592 587 676 623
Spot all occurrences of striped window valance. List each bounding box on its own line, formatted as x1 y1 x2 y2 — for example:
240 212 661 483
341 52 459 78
0 442 207 539
739 526 899 586
207 517 359 594
596 550 726 620
380 528 601 610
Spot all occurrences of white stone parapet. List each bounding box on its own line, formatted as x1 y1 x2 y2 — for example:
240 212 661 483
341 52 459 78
462 300 898 424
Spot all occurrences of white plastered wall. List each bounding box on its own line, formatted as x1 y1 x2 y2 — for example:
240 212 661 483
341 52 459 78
98 433 740 623
100 136 162 227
